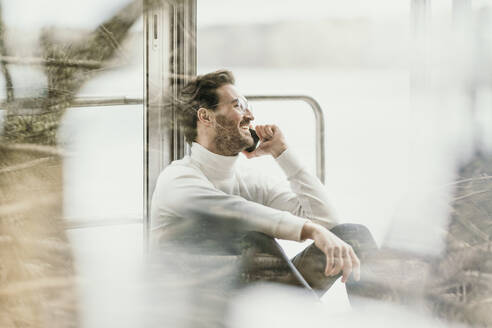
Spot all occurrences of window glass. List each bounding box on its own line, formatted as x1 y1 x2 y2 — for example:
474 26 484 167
60 19 143 222
198 1 411 245
198 1 411 310
60 104 143 222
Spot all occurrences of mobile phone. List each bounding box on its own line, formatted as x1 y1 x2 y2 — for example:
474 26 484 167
245 128 260 152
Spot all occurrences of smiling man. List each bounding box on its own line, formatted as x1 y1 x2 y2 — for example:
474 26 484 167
150 70 380 299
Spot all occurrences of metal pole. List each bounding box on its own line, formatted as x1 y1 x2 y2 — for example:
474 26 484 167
143 0 197 253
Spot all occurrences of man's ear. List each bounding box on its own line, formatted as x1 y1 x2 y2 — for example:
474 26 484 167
197 107 214 126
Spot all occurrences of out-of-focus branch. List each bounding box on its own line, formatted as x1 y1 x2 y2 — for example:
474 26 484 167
0 2 151 327
41 0 143 102
0 3 14 103
1 0 144 145
0 55 105 69
0 156 53 174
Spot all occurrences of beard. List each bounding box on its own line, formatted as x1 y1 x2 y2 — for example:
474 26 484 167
213 114 253 156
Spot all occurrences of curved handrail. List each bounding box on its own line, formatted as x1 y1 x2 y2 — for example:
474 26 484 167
35 94 326 183
245 95 325 183
53 94 325 232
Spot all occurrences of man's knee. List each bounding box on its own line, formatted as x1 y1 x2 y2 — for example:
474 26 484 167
239 231 283 257
330 223 371 236
329 223 377 256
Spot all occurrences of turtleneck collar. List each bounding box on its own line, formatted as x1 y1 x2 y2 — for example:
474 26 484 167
190 142 239 180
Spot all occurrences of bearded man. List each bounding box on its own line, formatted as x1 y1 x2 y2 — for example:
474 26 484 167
150 70 380 300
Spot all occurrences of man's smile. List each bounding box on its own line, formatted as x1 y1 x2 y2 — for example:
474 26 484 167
239 120 251 132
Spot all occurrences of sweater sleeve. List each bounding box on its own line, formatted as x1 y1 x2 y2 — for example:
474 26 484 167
151 164 309 241
264 148 338 229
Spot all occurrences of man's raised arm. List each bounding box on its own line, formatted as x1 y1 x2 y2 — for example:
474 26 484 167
151 164 309 241
243 124 338 229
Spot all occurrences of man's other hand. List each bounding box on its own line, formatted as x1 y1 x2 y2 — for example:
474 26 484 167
301 221 361 283
242 124 287 159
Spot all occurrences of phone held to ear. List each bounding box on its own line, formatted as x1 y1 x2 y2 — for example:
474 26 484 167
245 128 260 152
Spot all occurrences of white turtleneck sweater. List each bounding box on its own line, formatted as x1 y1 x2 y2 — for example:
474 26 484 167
150 142 337 243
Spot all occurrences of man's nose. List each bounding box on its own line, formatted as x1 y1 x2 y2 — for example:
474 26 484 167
244 108 254 121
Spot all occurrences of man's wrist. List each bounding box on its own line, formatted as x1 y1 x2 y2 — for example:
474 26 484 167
272 143 287 158
301 221 322 240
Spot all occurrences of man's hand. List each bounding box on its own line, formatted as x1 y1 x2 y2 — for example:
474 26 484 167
301 221 361 283
242 124 287 159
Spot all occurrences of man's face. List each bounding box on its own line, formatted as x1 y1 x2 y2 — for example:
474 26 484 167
212 84 255 156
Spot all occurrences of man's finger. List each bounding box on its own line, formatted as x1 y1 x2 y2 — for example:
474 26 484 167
341 250 352 283
324 248 334 276
257 126 269 141
260 125 273 140
258 138 274 150
330 256 343 276
329 248 343 276
255 126 264 140
350 248 361 281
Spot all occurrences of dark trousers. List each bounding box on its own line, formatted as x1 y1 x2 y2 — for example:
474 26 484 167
151 223 388 327
239 223 387 304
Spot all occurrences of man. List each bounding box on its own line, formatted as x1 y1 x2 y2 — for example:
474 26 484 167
151 70 379 297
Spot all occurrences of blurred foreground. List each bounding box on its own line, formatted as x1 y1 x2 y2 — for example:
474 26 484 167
1 0 492 327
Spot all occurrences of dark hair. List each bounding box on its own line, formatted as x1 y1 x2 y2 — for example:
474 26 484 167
177 70 235 144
